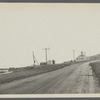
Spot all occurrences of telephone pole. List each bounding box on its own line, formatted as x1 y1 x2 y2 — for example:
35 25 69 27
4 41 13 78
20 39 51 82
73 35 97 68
32 51 39 66
43 48 50 63
89 51 91 57
33 51 35 66
73 50 75 61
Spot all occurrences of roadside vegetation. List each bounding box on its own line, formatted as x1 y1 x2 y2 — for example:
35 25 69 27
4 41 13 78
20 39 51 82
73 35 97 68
0 62 73 84
89 62 100 84
0 71 5 74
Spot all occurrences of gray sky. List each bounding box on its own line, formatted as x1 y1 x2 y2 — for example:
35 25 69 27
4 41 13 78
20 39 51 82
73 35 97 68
0 3 100 68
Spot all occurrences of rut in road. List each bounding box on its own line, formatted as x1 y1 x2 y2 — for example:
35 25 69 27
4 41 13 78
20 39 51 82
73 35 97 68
33 63 95 94
33 66 76 94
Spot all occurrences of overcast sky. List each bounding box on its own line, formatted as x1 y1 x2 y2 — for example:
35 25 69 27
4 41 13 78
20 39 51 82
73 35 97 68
0 3 100 68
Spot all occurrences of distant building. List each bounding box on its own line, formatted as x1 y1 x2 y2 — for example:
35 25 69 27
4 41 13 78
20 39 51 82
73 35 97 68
76 51 88 62
40 62 47 66
40 60 55 66
47 60 52 65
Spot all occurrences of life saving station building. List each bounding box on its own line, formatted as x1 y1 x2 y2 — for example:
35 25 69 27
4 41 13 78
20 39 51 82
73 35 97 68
76 51 88 62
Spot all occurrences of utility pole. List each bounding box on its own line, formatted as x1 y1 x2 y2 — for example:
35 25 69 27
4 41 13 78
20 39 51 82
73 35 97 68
89 51 91 57
32 51 39 66
43 48 50 63
73 50 75 61
84 51 86 56
32 51 35 66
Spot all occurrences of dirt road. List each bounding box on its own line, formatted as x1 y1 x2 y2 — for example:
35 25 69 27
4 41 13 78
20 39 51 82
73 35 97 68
0 62 95 94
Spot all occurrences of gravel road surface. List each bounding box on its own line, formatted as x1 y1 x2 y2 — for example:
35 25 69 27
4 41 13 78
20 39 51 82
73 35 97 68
0 62 95 94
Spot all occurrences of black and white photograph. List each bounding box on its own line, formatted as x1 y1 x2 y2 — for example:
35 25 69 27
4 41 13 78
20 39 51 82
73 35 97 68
0 3 100 96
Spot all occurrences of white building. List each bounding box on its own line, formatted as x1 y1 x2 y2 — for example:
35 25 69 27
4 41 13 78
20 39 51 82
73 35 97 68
76 51 88 62
47 60 53 65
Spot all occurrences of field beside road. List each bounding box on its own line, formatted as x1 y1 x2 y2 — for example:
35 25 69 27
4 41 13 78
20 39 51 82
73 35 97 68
89 62 100 84
0 63 72 84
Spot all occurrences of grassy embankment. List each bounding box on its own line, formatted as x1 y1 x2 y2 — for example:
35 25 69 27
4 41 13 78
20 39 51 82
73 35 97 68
89 62 100 84
0 62 73 84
